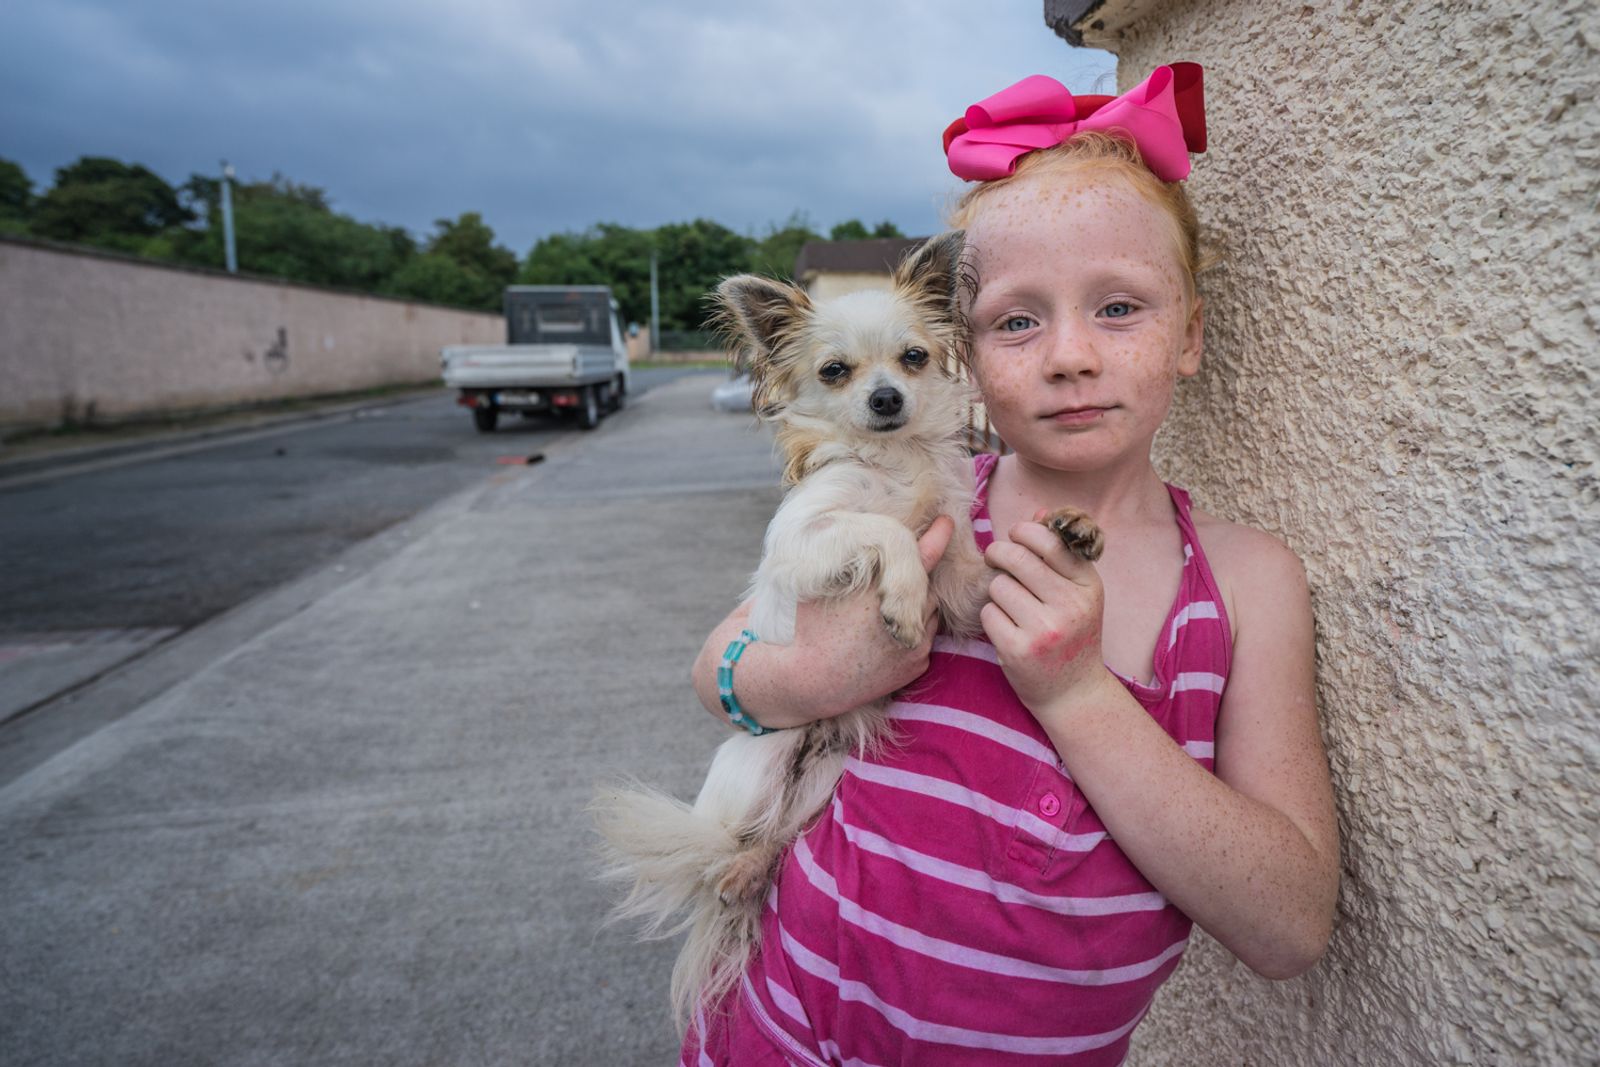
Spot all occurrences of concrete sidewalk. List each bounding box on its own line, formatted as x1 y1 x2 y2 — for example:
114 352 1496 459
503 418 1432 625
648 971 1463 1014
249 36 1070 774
0 374 783 1066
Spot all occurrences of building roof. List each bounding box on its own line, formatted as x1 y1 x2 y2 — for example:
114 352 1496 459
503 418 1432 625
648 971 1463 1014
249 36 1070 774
1043 0 1105 45
793 237 927 280
1044 0 1166 47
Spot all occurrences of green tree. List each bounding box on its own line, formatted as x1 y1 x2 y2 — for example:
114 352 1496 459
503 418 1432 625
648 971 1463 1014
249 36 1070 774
162 173 414 291
827 218 905 241
520 229 610 287
750 211 820 280
386 212 516 309
426 213 516 283
386 254 487 309
520 222 655 326
30 156 193 251
658 218 759 329
520 220 752 331
829 219 870 240
0 158 32 236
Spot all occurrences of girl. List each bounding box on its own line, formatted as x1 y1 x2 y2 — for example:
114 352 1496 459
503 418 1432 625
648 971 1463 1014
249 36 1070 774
682 65 1339 1066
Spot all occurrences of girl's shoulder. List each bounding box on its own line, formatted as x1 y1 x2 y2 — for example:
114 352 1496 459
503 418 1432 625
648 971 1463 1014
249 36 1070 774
1185 504 1311 639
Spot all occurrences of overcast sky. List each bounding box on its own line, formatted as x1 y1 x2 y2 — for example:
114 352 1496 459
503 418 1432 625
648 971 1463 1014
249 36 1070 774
2 1 1115 254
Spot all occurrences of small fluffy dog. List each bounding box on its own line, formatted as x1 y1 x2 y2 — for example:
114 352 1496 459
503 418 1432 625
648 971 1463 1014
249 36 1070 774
593 230 1103 1026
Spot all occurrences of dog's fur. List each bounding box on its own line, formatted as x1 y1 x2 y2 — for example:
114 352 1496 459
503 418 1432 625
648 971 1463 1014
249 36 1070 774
592 231 1104 1028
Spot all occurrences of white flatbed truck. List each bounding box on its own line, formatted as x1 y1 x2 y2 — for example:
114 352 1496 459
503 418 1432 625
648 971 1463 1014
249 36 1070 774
440 285 631 432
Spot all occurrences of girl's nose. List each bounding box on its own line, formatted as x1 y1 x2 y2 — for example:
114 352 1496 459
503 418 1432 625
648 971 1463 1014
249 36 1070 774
1042 321 1103 379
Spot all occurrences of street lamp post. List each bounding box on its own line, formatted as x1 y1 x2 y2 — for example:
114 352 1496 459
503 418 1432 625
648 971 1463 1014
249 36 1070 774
649 250 660 354
220 161 238 274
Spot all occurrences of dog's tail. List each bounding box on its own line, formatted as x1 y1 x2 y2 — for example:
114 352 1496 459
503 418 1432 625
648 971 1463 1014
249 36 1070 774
592 781 730 938
590 782 762 1027
669 876 765 1029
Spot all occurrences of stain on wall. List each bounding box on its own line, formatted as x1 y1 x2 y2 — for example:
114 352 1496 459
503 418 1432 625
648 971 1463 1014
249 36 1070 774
241 326 290 376
1069 1 1599 1064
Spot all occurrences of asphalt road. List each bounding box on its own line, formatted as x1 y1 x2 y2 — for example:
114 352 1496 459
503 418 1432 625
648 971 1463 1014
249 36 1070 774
0 368 705 635
0 367 721 728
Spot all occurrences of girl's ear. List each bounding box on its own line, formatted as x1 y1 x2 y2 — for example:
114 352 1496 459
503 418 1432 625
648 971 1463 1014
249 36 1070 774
1178 296 1204 378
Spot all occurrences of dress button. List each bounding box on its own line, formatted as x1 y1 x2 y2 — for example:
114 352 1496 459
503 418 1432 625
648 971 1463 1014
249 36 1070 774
1039 793 1061 817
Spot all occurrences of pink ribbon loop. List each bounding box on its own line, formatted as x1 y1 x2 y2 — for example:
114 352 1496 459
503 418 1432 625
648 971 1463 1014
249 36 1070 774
943 63 1206 183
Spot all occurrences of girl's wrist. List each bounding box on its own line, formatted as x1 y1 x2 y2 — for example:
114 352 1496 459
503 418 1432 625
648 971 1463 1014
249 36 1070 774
726 640 839 731
1029 667 1126 734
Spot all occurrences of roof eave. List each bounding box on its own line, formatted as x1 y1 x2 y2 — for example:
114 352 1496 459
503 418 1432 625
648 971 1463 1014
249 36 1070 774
1042 0 1105 47
1043 0 1165 50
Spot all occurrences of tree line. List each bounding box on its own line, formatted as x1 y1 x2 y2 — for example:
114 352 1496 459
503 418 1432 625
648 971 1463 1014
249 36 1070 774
0 156 903 331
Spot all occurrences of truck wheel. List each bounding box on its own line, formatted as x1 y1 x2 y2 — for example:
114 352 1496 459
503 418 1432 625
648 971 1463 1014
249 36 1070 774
610 376 626 411
579 385 601 430
473 405 499 433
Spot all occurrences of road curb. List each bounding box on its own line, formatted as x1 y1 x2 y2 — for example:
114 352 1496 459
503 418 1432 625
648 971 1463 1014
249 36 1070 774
0 386 449 487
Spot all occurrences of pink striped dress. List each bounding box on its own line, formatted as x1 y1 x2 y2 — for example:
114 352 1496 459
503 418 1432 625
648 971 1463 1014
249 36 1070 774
683 454 1232 1066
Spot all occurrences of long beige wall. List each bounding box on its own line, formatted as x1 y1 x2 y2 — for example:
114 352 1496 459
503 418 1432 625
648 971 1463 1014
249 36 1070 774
0 239 504 430
1066 2 1599 1064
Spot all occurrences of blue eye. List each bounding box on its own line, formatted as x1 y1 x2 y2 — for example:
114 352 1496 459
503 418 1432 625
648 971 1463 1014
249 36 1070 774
1101 302 1134 319
1001 315 1036 332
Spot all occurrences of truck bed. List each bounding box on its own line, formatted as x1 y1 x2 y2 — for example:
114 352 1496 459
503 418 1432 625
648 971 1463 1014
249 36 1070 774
440 343 622 389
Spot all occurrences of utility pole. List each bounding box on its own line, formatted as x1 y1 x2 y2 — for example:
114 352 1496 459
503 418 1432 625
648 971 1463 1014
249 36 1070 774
220 161 238 274
649 250 660 354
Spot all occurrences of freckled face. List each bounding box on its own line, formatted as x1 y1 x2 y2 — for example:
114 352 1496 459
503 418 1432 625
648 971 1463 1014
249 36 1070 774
966 175 1201 473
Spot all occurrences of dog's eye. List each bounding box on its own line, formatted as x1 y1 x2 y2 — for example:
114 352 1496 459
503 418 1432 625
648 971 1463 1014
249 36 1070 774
819 361 850 383
901 348 928 368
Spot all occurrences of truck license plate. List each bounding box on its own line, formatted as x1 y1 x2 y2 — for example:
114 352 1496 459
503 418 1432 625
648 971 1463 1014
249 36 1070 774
496 391 541 408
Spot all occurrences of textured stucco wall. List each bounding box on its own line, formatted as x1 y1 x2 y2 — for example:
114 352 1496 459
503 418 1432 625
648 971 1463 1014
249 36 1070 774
0 239 503 429
1068 2 1598 1064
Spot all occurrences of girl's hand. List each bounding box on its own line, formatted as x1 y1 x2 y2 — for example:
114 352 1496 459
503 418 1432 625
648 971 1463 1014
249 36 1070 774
691 516 955 729
981 511 1116 716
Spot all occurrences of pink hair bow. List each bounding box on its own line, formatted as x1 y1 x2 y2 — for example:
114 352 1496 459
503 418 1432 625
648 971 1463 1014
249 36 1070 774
943 63 1207 183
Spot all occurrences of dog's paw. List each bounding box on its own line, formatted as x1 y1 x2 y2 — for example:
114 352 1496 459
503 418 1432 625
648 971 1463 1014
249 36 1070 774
880 603 927 650
716 848 776 906
1042 507 1105 562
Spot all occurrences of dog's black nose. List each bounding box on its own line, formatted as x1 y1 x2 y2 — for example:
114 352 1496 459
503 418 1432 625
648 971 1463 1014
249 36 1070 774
869 387 903 416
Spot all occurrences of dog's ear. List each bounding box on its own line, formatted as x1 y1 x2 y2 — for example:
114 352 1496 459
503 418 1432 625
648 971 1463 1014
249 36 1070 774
892 230 966 317
711 275 812 418
713 275 811 353
892 230 972 374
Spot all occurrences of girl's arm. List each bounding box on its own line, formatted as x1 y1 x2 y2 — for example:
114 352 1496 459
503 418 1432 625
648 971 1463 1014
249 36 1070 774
690 516 955 730
983 520 1339 980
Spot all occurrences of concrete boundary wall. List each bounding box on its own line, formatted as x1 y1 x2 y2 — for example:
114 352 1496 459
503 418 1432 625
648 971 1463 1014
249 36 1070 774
1058 2 1598 1065
0 238 504 431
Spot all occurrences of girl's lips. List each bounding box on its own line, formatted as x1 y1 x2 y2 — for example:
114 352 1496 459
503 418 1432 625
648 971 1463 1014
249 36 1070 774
1045 405 1112 424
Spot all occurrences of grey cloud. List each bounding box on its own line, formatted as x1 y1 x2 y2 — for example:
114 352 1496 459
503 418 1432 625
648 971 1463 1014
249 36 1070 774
2 0 1114 254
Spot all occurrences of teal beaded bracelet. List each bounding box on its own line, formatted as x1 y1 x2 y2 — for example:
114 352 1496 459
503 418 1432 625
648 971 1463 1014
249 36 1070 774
717 628 775 736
